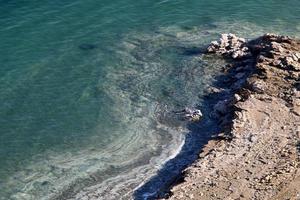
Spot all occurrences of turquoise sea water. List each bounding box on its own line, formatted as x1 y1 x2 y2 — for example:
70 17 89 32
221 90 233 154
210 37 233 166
1 1 300 199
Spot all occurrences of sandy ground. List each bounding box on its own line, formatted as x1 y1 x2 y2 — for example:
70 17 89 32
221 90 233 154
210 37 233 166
165 34 300 200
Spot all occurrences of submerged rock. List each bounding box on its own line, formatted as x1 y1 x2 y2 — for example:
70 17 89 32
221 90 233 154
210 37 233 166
213 100 229 115
79 43 97 50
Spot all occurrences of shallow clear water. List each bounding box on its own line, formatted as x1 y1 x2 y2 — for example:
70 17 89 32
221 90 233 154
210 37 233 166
0 1 300 199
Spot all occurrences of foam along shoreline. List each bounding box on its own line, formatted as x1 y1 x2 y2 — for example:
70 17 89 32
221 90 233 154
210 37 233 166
165 33 300 199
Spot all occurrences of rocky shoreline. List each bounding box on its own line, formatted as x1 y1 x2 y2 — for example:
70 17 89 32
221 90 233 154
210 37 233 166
163 33 300 199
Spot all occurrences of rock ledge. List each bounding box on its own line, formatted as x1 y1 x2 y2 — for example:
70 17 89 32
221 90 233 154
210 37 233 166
165 34 300 200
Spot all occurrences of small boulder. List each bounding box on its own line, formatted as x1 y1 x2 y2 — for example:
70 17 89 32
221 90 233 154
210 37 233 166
250 80 266 93
174 107 203 122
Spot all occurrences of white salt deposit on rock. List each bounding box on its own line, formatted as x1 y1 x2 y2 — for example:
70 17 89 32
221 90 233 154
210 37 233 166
207 33 251 59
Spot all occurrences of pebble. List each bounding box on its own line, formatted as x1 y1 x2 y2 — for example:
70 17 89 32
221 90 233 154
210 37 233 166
234 94 242 102
272 59 282 66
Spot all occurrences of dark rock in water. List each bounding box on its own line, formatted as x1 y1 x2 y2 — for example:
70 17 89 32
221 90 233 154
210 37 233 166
79 43 97 50
183 48 204 56
180 47 205 56
201 30 210 35
181 25 193 30
41 181 49 186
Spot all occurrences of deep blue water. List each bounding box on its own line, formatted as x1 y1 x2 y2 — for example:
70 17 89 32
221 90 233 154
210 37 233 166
0 1 300 199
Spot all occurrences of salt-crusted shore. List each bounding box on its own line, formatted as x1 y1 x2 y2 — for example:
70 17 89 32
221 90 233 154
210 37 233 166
164 33 300 199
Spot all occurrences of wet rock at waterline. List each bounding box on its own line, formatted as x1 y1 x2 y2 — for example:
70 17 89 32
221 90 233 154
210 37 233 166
174 107 203 122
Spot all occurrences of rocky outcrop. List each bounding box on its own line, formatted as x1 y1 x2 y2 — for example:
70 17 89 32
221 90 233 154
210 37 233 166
207 33 251 59
164 34 300 200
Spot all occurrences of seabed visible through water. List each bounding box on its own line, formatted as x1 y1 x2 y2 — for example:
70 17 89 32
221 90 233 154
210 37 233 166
0 1 300 199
